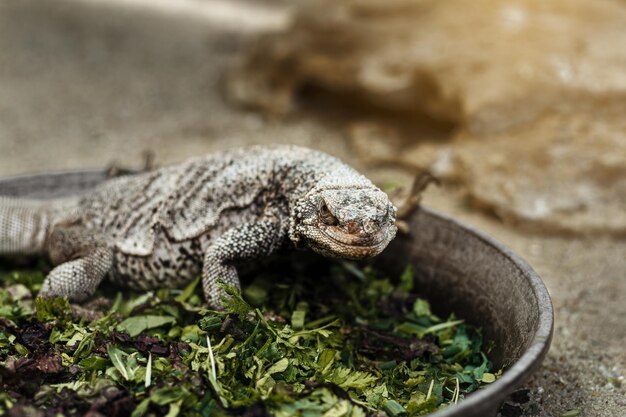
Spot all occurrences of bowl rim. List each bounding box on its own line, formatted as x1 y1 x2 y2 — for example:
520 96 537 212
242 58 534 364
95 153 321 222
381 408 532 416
0 170 554 416
416 207 554 416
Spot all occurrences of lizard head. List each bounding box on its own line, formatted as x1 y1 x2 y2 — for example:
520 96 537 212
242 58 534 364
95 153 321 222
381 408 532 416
290 187 397 259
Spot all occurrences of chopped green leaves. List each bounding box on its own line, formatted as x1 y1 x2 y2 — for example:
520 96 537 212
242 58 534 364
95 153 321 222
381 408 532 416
0 258 499 417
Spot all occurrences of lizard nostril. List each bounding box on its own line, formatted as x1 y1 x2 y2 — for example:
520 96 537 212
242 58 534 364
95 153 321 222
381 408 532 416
345 221 360 235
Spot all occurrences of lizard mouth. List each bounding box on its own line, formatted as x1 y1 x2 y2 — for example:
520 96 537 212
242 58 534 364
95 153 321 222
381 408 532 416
301 223 396 260
321 225 388 248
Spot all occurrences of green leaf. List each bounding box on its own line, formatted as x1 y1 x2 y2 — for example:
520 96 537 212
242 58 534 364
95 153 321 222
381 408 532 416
79 356 109 372
325 367 378 391
107 344 134 381
175 276 201 303
364 384 389 408
291 310 306 330
130 398 151 417
218 282 252 319
481 373 496 383
243 276 271 306
14 342 28 356
198 314 223 332
266 358 290 376
117 315 176 337
412 298 431 317
35 296 71 323
405 392 439 415
151 386 189 405
398 265 415 293
73 332 94 361
317 349 336 373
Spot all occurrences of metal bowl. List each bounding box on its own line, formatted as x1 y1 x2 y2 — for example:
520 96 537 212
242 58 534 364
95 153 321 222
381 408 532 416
0 170 553 417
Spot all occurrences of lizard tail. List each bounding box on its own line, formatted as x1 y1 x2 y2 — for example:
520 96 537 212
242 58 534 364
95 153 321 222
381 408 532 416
0 196 72 255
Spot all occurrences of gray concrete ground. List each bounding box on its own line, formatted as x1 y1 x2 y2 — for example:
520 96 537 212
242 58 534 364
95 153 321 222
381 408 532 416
0 1 624 416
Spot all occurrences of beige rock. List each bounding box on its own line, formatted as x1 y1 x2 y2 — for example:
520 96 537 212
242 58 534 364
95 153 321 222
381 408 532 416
452 104 626 234
347 122 456 178
229 0 626 135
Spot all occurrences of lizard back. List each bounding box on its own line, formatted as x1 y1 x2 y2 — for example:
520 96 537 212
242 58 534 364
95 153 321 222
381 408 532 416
78 148 278 256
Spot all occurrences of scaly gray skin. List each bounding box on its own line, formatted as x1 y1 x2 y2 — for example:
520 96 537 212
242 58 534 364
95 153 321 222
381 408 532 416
0 145 397 308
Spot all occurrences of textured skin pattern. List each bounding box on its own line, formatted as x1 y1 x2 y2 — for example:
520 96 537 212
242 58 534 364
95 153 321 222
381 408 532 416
0 145 397 308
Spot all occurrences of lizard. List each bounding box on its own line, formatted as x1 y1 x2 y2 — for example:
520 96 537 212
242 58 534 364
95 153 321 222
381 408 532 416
0 145 397 308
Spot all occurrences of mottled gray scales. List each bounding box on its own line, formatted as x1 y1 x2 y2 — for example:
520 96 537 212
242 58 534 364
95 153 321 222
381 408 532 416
0 145 397 308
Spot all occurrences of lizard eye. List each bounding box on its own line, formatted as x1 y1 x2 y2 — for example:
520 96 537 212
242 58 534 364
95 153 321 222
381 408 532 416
319 200 338 226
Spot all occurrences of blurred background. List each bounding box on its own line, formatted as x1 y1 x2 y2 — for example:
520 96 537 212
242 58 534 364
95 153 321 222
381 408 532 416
0 0 624 415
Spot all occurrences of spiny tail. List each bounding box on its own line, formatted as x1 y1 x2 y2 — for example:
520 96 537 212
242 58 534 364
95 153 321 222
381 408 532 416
0 196 76 255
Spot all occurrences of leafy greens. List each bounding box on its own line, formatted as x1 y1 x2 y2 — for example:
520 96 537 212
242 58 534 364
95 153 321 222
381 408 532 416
0 256 499 417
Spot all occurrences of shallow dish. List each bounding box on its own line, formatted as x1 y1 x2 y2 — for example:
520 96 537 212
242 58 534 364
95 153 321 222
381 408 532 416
0 170 553 417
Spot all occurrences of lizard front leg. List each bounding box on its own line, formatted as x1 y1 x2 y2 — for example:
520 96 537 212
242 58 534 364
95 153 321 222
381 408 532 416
39 225 113 301
203 218 284 308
